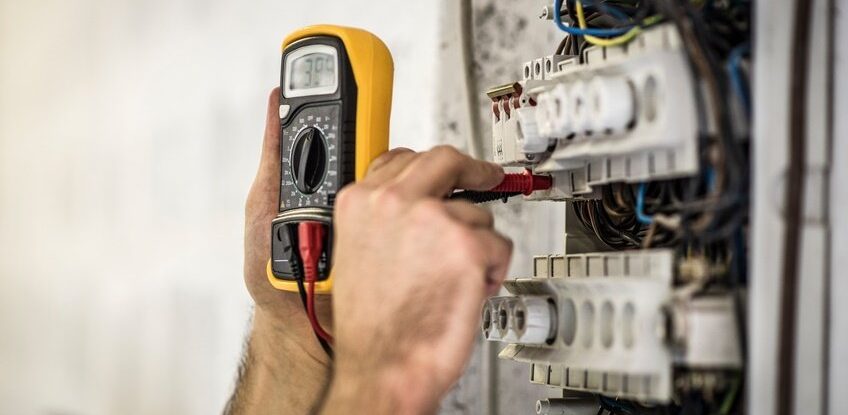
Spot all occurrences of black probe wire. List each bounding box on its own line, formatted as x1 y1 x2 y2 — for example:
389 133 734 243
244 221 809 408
448 190 521 204
777 0 812 413
296 277 334 359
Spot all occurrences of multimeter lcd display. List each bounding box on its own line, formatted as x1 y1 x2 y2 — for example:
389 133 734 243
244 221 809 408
290 53 336 90
283 44 339 98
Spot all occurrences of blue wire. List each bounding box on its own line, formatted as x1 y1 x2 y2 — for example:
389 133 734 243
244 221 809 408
705 166 717 192
727 42 751 117
553 0 633 37
635 183 654 225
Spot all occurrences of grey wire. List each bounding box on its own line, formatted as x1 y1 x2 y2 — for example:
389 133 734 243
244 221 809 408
459 0 486 160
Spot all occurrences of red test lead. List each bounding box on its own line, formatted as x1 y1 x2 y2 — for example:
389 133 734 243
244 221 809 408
297 221 334 344
488 169 552 195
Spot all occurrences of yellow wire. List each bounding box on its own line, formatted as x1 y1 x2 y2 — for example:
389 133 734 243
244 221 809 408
575 0 641 47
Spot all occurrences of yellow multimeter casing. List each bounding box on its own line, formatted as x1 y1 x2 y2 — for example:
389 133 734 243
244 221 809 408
266 25 393 294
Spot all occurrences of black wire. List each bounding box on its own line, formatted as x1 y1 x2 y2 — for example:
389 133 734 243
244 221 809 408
296 278 334 359
448 191 521 204
657 0 750 248
777 0 812 412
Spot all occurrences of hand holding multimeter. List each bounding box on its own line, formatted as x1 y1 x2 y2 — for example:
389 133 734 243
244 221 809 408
264 25 548 357
236 25 529 413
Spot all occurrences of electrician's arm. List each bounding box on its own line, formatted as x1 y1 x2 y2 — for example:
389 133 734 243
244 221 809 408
319 147 512 414
224 88 332 415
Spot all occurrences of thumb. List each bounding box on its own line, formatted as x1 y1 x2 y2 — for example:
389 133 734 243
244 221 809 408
256 87 282 184
247 87 282 213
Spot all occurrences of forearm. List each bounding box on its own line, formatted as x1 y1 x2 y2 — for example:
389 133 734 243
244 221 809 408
318 366 438 415
225 308 331 415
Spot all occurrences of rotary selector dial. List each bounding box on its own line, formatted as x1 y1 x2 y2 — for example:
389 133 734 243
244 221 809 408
280 104 343 210
291 126 327 194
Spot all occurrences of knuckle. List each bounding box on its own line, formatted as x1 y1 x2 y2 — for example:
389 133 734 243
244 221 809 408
370 184 406 213
430 144 462 159
430 145 464 164
335 185 366 211
410 199 447 222
368 148 411 174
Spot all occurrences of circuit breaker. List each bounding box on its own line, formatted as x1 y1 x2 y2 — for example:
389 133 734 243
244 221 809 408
477 2 752 414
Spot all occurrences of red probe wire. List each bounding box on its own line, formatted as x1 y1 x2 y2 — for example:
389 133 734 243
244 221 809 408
298 221 334 344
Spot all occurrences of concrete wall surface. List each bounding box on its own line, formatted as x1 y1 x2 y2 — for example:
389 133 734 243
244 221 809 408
0 0 564 413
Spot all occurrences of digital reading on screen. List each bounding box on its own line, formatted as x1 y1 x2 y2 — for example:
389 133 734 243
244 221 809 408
290 52 336 90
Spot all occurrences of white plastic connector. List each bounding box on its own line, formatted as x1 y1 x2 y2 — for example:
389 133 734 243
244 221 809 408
535 91 556 138
481 298 501 341
496 298 520 342
536 398 597 415
516 107 547 153
513 296 557 345
548 84 573 137
544 55 568 79
523 62 534 81
535 84 574 140
483 295 558 345
525 56 568 81
533 58 545 80
570 81 591 135
588 76 635 134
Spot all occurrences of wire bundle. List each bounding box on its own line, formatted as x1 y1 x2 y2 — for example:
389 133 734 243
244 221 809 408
553 0 664 56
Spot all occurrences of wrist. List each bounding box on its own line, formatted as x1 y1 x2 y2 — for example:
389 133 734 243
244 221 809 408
252 306 332 366
229 308 332 414
320 365 437 415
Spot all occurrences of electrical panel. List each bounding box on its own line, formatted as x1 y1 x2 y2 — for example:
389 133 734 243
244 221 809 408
479 2 751 414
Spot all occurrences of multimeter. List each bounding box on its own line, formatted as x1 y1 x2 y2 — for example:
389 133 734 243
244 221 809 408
266 25 393 294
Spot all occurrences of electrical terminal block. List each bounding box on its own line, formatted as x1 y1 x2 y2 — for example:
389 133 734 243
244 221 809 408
500 250 675 402
492 24 701 198
482 295 557 346
482 249 743 402
668 295 743 369
524 55 570 81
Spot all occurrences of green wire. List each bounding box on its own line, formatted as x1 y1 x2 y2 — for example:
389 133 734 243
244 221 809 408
717 376 741 415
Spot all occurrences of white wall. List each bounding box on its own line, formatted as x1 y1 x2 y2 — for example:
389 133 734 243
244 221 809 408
0 1 439 414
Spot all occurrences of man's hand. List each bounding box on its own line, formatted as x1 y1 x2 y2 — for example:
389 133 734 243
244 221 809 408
321 147 513 414
228 88 331 414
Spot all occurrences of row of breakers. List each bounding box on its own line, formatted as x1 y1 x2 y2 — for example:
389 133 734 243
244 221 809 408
480 249 743 403
492 24 703 193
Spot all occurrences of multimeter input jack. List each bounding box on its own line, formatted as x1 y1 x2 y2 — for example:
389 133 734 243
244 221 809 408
270 208 333 283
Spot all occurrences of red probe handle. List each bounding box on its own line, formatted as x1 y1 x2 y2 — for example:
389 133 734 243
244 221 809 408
488 170 552 195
